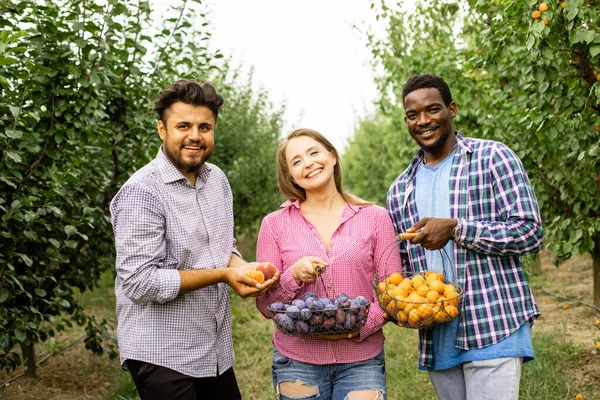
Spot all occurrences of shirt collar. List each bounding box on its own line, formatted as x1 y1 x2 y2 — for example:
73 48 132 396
405 131 471 180
156 147 211 185
280 199 362 214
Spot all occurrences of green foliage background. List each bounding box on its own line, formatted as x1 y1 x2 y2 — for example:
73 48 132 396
344 0 600 304
0 0 283 373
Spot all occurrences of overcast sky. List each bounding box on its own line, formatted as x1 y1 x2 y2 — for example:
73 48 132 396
154 0 381 152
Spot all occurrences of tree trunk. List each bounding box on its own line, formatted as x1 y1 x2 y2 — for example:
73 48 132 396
20 343 37 379
593 235 600 307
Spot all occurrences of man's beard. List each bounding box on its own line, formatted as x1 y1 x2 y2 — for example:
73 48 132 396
164 141 213 176
419 128 452 153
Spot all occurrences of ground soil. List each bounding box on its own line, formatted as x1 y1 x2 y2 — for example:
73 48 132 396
1 251 599 399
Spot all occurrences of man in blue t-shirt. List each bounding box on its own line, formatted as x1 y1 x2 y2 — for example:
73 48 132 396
386 74 543 400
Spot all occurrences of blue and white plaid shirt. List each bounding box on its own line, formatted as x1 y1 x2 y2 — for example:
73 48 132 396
110 148 239 377
387 132 542 368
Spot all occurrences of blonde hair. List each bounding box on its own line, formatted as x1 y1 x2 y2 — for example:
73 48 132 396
276 128 372 206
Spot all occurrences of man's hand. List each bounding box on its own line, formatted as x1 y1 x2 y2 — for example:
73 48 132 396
407 217 457 250
225 266 280 298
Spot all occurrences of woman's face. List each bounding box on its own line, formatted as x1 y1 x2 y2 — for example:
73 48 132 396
285 135 337 192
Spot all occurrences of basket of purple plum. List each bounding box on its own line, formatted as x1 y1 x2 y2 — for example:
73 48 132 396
268 292 370 336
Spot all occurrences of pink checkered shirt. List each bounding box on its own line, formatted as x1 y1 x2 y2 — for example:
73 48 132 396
256 200 402 365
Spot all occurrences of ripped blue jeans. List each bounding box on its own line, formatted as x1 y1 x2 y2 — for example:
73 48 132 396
271 348 386 400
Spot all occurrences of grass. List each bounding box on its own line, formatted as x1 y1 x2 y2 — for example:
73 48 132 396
95 292 592 400
85 243 593 399
229 296 589 400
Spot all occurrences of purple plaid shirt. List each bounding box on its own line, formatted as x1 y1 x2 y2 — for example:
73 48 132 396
387 132 542 368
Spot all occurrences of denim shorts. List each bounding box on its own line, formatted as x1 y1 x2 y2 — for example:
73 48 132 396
271 348 386 400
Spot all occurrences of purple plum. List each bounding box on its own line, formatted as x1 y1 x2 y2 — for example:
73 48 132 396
300 308 312 321
274 314 295 333
286 305 300 320
296 321 310 334
292 299 306 310
309 314 324 326
324 304 338 317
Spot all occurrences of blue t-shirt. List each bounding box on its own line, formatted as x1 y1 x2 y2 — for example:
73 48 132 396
414 149 534 371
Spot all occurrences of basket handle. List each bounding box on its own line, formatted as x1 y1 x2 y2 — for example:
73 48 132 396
313 262 334 299
398 232 418 240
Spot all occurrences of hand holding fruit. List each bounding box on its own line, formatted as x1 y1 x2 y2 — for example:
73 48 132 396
244 261 280 287
290 256 328 286
406 217 457 250
226 262 280 298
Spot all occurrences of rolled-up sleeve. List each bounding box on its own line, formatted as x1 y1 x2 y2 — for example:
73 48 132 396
111 184 180 304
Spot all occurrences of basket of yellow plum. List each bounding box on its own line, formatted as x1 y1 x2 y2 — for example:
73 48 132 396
373 235 463 329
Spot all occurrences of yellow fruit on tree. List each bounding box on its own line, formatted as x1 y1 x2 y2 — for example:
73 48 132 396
561 2 566 8
532 10 541 19
538 3 548 12
542 19 549 25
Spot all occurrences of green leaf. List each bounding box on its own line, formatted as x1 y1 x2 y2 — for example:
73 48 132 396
9 106 20 119
566 8 578 21
59 299 70 308
5 151 22 163
35 289 47 297
14 328 27 342
15 253 33 267
590 44 600 58
5 129 23 139
64 225 77 236
0 55 18 66
0 288 9 303
49 238 60 248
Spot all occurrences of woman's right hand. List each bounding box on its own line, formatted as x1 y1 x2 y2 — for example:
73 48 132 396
290 256 328 286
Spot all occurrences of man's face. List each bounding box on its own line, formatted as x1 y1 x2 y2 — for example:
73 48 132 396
157 102 215 182
403 88 457 152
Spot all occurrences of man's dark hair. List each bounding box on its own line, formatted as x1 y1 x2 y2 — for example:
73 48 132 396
154 79 224 123
402 74 453 107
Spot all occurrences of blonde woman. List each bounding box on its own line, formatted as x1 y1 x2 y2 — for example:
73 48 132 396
256 128 401 400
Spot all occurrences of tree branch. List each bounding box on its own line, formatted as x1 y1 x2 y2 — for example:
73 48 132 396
150 0 188 80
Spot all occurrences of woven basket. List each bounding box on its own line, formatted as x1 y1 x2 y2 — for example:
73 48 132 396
373 236 464 329
269 264 370 336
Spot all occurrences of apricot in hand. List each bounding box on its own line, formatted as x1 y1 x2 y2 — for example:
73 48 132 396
256 262 277 280
245 269 265 283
